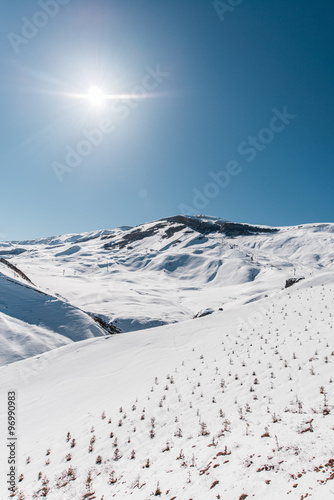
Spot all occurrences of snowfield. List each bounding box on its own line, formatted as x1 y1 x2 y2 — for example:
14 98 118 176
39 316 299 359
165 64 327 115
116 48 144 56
0 216 333 499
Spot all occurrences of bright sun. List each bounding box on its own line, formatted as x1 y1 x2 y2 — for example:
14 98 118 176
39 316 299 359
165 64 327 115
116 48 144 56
87 86 106 106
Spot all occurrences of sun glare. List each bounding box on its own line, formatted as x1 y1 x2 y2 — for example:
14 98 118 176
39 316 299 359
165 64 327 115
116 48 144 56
87 86 106 106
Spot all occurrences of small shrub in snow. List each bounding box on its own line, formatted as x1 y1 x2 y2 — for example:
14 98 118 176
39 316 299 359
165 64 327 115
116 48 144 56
200 421 210 436
85 470 93 491
174 427 183 437
222 419 231 433
210 437 217 447
154 482 162 496
35 476 50 496
162 442 170 452
108 470 117 485
261 427 270 438
113 448 122 461
323 394 330 415
56 467 76 488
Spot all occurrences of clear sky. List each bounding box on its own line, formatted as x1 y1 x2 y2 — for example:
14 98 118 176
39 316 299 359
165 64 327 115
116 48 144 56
1 0 333 240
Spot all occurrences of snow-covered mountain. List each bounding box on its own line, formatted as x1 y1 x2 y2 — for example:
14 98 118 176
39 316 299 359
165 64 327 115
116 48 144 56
1 216 333 362
0 216 334 499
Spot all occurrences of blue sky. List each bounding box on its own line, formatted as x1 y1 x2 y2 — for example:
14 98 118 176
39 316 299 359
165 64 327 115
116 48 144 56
1 0 333 240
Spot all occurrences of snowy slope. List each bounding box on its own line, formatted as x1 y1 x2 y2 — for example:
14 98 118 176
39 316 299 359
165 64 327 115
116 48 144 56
2 216 334 339
0 259 107 365
0 272 333 499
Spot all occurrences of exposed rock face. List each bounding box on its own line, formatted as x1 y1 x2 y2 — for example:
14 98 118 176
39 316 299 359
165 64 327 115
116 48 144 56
285 277 304 288
0 257 34 285
193 308 214 319
87 313 122 334
104 216 278 251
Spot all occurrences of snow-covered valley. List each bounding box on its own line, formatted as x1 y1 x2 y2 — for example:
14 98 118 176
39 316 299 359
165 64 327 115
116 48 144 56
0 216 333 499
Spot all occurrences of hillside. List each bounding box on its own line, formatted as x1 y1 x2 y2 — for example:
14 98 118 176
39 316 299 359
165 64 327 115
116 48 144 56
0 272 333 499
0 258 107 365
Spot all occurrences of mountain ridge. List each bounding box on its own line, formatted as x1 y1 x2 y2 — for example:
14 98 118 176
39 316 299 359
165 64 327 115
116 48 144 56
1 215 333 365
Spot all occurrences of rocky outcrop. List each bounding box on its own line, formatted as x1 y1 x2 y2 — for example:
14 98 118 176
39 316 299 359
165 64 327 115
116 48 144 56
285 277 304 288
